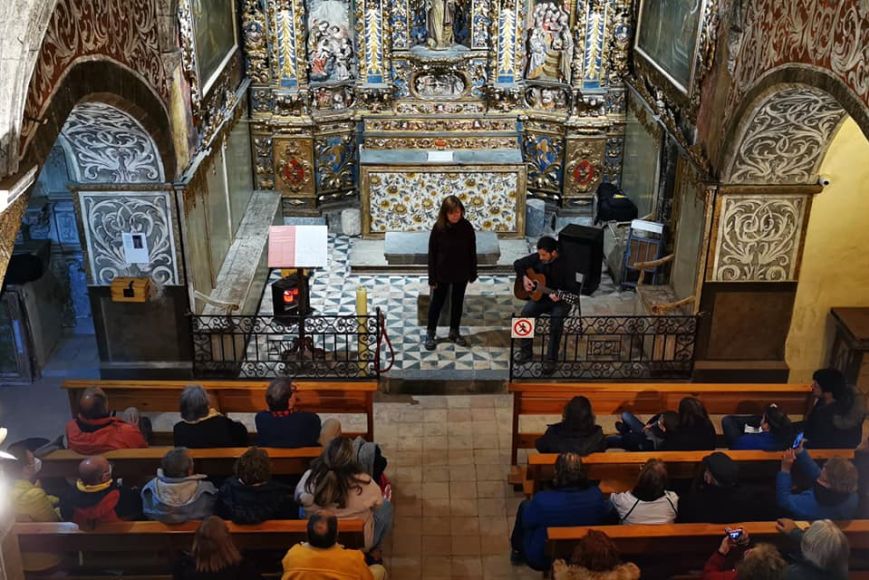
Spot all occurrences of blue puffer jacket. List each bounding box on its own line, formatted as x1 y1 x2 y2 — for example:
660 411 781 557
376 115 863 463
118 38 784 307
141 470 218 524
520 486 613 571
776 450 858 521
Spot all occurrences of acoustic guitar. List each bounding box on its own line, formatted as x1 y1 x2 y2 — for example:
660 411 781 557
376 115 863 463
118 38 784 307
513 268 581 305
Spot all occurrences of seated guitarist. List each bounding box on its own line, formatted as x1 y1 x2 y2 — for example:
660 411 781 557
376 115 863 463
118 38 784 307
513 236 580 372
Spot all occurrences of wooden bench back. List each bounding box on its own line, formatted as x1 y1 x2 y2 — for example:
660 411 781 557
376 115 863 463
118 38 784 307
41 447 323 484
63 379 378 440
508 382 811 463
546 520 869 562
525 449 855 496
6 519 365 578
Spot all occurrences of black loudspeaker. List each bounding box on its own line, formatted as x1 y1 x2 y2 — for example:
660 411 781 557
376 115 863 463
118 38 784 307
558 224 604 295
272 273 311 320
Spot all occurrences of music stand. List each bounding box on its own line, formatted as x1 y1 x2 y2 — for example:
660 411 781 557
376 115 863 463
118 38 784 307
268 225 328 359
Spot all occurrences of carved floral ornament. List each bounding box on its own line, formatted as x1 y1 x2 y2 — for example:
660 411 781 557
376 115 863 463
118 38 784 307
710 194 808 283
726 86 846 185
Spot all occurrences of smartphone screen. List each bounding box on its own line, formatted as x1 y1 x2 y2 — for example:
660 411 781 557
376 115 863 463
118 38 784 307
792 432 805 449
727 528 744 540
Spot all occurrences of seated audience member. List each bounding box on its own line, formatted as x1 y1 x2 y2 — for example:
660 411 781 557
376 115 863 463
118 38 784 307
142 447 217 524
535 396 606 455
614 397 717 451
6 441 61 574
678 452 778 523
217 447 297 524
777 518 849 580
173 385 248 448
776 446 858 520
723 404 793 451
66 387 148 454
281 512 387 580
61 455 142 526
854 439 869 517
511 452 613 571
318 419 391 499
610 459 678 524
296 437 393 552
255 379 321 448
552 530 640 580
173 516 263 580
804 368 865 449
702 530 786 580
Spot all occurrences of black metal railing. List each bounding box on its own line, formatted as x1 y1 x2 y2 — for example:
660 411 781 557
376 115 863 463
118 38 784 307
191 312 382 379
509 315 699 380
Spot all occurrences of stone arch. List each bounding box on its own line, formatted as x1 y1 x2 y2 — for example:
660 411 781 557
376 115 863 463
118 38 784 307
21 59 177 180
720 66 869 185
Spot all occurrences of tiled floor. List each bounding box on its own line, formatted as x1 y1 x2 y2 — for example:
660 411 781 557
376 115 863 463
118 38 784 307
373 393 551 580
259 234 639 380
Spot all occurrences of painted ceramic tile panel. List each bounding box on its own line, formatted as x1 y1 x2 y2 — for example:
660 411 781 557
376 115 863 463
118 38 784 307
368 171 519 232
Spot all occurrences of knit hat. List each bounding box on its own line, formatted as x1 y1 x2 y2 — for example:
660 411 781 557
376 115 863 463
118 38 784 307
703 452 739 487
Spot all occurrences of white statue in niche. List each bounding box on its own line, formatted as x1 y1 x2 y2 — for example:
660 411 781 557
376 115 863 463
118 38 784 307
524 1 573 83
426 0 458 49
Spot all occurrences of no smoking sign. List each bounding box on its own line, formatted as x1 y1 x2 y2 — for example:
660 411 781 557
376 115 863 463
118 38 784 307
511 317 536 339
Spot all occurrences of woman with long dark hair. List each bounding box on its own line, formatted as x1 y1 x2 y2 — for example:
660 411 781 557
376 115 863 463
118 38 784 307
172 516 263 579
295 436 393 551
535 396 605 455
424 195 477 351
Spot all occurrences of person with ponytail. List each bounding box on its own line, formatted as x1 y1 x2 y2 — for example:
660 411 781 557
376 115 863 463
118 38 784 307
295 436 393 551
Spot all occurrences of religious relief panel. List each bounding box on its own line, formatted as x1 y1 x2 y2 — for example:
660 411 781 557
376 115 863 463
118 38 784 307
525 86 570 110
523 132 565 197
274 139 316 196
308 0 358 82
364 169 523 233
411 70 468 99
77 191 182 286
315 134 356 196
710 194 809 283
523 0 573 83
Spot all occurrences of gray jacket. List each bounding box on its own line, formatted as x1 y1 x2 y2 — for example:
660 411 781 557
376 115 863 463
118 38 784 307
141 470 218 524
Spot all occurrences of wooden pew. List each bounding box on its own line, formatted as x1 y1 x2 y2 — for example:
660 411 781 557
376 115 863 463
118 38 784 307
63 379 378 442
523 449 856 496
41 446 323 485
509 382 812 465
6 519 365 578
546 520 869 575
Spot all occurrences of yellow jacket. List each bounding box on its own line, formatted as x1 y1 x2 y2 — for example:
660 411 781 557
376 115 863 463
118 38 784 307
11 479 61 572
281 543 374 580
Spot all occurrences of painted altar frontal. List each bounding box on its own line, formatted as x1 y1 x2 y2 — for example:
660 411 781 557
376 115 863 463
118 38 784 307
360 148 527 236
242 0 632 213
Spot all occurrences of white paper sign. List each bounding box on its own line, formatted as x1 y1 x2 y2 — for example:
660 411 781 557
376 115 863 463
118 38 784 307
511 317 536 339
121 232 150 264
427 150 454 162
268 225 328 269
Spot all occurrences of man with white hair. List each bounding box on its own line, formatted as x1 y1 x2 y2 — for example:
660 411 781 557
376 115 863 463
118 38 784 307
777 518 849 579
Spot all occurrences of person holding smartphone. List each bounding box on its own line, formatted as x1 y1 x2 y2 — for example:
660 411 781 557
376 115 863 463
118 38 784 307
777 442 859 520
701 529 787 579
424 196 477 351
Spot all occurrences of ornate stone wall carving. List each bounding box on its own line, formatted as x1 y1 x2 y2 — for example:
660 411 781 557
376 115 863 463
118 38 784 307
77 191 182 286
242 0 271 84
23 0 169 147
564 137 605 198
274 138 315 196
724 1 869 143
726 86 846 185
58 103 166 184
710 194 809 282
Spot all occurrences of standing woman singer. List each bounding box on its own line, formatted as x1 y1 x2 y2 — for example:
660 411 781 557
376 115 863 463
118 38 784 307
425 195 477 350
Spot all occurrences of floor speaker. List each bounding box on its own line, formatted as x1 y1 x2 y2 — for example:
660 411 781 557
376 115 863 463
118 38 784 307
559 224 604 295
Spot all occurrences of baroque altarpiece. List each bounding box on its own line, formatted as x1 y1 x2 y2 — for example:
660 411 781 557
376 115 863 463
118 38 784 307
241 0 631 236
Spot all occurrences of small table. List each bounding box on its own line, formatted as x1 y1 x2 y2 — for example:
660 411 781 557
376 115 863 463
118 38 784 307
829 307 869 390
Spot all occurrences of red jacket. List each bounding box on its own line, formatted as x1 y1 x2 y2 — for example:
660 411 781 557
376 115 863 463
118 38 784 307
703 550 738 580
66 415 147 455
61 480 142 527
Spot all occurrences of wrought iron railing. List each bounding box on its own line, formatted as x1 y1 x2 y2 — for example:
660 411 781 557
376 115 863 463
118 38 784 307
509 315 699 380
191 312 382 379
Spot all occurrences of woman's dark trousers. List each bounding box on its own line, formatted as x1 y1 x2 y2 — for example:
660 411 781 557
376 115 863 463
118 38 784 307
426 282 468 335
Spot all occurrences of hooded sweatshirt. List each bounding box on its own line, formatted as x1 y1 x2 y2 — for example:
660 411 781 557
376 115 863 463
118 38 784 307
141 469 218 523
60 479 142 527
535 422 606 455
66 415 147 455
